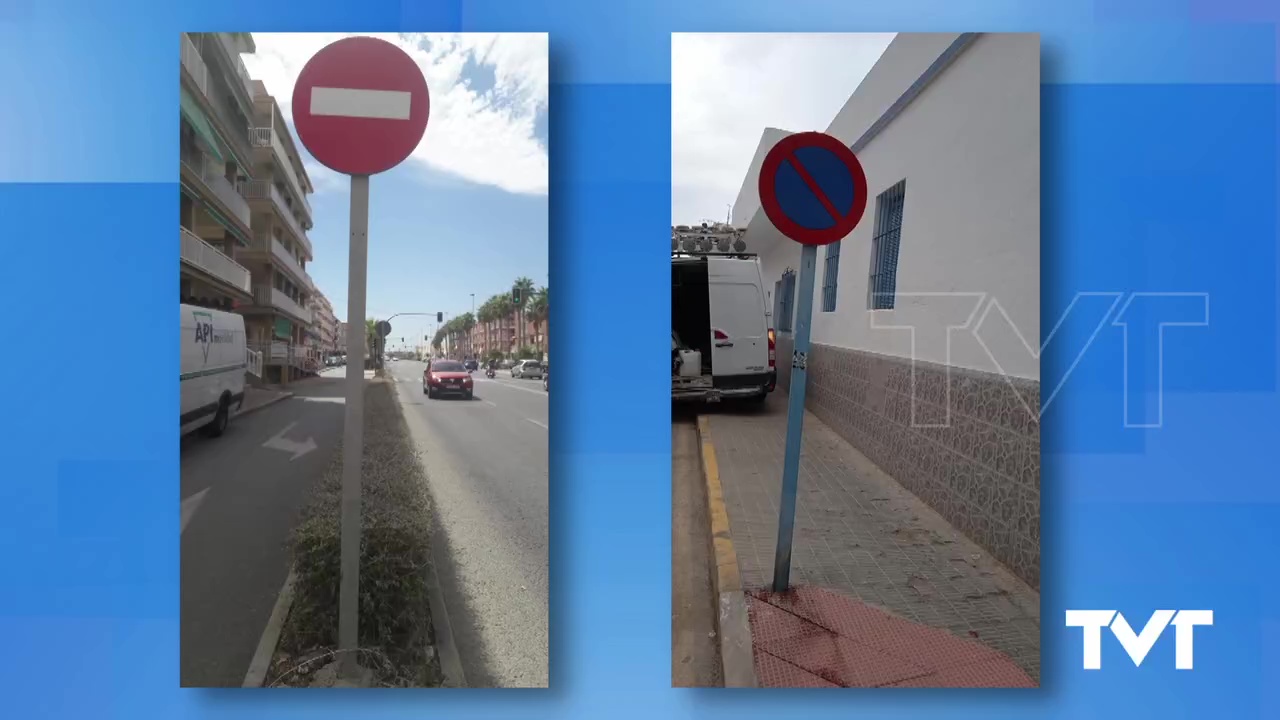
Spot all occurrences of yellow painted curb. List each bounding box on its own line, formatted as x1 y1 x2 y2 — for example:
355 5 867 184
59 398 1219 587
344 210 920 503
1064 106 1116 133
697 415 742 594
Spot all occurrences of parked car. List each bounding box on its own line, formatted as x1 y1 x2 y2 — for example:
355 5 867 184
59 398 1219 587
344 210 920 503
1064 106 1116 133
424 359 473 399
512 360 544 379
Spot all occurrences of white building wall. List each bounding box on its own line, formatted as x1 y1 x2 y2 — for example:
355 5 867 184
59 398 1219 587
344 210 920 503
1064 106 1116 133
731 127 793 227
750 32 1040 380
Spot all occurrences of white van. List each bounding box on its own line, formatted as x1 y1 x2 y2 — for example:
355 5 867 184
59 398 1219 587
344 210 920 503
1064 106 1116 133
672 251 777 403
181 304 247 437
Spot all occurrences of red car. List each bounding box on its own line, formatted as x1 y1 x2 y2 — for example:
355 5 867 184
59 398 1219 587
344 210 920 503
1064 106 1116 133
423 359 473 400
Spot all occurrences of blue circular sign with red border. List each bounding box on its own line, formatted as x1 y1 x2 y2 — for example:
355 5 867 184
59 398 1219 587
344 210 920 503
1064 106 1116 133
758 132 868 246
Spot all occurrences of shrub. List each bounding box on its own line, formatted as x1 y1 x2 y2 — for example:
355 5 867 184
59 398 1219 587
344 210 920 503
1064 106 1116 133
269 380 441 687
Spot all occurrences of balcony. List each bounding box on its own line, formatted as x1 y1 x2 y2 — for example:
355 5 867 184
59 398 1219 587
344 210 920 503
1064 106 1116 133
254 285 314 325
243 180 313 257
180 226 252 294
180 146 252 230
216 33 256 105
180 33 208 97
181 34 254 169
269 235 314 291
249 127 313 220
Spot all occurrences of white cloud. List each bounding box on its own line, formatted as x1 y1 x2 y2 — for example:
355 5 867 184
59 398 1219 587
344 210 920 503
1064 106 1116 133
671 33 895 225
243 33 548 196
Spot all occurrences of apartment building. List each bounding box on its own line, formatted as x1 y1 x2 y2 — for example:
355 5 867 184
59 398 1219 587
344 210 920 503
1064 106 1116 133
179 32 258 312
237 81 319 383
309 292 341 355
731 33 1041 587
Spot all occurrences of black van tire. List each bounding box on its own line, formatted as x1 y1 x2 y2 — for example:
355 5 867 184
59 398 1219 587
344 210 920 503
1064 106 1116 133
204 395 231 437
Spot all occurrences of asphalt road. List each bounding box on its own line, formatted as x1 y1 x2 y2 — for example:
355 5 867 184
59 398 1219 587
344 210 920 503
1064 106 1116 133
179 376 348 687
387 359 549 688
671 419 723 687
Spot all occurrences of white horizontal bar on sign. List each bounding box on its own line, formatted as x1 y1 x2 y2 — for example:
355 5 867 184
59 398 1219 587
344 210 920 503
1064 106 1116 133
310 87 413 120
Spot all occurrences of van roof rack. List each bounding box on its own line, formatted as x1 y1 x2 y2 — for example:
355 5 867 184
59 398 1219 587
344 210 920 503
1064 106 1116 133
672 250 759 259
672 222 749 255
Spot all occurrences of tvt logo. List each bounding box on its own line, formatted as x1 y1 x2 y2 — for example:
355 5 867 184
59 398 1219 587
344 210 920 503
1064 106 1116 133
1065 610 1213 670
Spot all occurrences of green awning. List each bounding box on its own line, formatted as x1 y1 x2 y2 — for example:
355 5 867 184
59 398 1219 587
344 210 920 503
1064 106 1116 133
274 317 293 339
198 201 251 246
180 88 225 163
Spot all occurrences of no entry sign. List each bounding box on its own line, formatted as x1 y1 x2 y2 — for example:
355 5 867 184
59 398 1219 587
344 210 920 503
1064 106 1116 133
758 132 868 246
292 36 430 176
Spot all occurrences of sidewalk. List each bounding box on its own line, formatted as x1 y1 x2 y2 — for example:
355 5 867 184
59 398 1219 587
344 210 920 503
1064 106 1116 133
235 386 294 418
703 395 1039 687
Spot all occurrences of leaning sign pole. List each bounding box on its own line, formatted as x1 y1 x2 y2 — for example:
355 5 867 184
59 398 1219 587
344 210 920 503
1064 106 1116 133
757 131 868 592
292 36 430 679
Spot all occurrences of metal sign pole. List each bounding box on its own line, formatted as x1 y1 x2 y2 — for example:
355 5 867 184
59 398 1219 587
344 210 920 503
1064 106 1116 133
339 173 370 676
772 243 818 592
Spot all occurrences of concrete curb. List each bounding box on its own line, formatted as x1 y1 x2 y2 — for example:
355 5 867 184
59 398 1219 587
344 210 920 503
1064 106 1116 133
424 535 468 688
233 392 295 420
384 376 468 688
695 415 759 688
243 565 298 687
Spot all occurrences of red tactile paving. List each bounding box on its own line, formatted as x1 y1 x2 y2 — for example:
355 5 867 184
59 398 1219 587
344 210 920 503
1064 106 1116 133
746 586 1036 688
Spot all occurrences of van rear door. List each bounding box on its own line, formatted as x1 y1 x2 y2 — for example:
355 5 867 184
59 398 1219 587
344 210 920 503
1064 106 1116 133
706 257 769 377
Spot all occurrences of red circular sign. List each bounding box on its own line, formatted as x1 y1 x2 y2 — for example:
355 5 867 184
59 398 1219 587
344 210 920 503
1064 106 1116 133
292 36 430 176
758 131 868 246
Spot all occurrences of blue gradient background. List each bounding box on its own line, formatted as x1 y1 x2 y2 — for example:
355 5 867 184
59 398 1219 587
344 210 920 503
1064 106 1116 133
0 0 1277 717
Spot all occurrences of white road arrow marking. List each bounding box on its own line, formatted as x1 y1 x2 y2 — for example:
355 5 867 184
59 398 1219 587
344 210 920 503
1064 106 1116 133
181 487 210 535
311 87 412 120
262 421 318 461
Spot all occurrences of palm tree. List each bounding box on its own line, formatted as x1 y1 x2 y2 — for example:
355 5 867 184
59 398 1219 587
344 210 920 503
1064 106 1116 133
487 293 511 356
458 312 476 357
527 285 549 356
513 276 536 352
365 318 378 361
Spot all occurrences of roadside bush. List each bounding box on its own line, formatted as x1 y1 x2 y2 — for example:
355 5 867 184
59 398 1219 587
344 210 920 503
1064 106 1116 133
269 380 441 687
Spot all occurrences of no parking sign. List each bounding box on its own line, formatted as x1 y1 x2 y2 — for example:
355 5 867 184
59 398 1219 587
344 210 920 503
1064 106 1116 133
756 132 869 591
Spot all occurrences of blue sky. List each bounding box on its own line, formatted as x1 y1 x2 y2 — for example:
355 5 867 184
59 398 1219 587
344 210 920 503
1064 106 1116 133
243 33 549 350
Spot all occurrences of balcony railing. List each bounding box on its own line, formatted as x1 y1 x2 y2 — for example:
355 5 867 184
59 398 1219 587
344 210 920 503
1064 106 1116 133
180 33 208 97
253 285 314 325
270 236 314 291
180 226 252 293
182 35 253 168
216 33 256 105
180 146 252 230
249 342 322 373
243 180 313 257
249 127 313 220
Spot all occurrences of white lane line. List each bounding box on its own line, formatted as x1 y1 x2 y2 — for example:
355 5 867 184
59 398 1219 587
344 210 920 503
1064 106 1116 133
298 396 344 404
489 380 547 397
243 565 298 687
482 400 497 407
311 87 412 120
180 487 210 535
525 418 548 430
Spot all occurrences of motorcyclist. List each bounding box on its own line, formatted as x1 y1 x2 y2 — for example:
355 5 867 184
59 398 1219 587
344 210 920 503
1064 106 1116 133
486 359 497 377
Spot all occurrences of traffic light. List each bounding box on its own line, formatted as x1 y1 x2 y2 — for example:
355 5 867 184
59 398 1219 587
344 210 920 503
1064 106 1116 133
437 311 443 322
512 287 522 305
425 334 430 341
